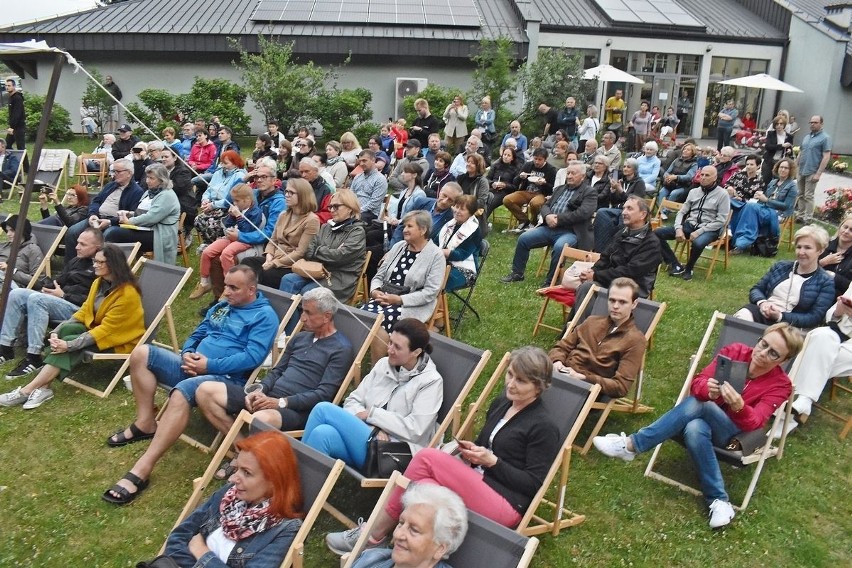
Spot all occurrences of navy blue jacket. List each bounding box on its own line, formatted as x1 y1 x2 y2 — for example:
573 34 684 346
748 261 835 329
88 180 145 225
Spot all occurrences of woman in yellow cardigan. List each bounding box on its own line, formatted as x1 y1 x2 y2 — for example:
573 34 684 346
0 244 145 410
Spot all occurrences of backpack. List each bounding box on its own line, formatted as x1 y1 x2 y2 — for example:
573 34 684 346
750 236 779 258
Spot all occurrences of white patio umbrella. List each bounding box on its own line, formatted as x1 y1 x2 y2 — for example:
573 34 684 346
718 73 803 93
582 64 645 84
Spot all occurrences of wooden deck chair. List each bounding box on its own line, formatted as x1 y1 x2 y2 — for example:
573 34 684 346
779 215 795 251
75 153 108 188
535 245 552 278
532 245 600 337
678 210 732 280
144 212 189 266
456 352 600 536
26 224 66 288
644 312 801 510
2 149 25 196
342 472 539 568
450 239 490 331
62 258 192 398
23 149 69 202
650 199 682 231
114 241 142 265
427 265 453 338
347 251 372 306
561 284 667 454
167 410 345 568
813 377 852 439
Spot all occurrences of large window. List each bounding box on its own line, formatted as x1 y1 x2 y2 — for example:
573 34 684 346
705 57 769 134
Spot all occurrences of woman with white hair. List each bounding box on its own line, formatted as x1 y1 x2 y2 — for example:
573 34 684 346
577 105 599 153
350 484 468 568
636 141 661 188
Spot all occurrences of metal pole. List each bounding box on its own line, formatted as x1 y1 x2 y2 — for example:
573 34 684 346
0 52 65 324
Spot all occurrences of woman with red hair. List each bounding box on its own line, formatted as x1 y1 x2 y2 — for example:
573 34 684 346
163 431 305 567
194 150 248 247
37 185 90 227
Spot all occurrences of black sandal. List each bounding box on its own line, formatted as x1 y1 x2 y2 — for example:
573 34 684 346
106 422 155 447
102 471 149 505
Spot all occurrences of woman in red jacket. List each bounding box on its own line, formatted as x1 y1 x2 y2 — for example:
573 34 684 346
593 322 802 529
188 129 217 173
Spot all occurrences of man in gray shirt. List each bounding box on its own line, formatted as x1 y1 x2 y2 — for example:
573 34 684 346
196 287 355 433
795 115 831 223
351 149 388 223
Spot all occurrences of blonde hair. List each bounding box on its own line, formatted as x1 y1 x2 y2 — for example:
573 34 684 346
794 225 829 250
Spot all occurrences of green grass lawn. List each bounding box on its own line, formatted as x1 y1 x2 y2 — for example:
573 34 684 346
0 137 849 567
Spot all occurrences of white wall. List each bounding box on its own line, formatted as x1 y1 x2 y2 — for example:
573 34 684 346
778 17 852 153
22 54 477 136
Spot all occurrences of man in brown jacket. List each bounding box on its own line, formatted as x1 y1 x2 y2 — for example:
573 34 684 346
549 277 647 398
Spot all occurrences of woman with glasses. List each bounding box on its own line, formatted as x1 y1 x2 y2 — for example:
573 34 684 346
0 244 145 410
594 322 803 529
37 185 90 227
733 225 834 331
339 132 362 169
258 178 320 288
278 188 366 301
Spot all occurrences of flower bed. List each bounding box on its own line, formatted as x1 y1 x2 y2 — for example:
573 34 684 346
818 186 852 224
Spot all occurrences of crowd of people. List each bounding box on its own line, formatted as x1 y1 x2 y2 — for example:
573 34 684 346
0 88 847 567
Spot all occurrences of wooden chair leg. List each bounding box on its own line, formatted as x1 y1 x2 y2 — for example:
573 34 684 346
535 246 552 278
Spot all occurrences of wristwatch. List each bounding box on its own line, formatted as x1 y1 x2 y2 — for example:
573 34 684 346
278 397 287 409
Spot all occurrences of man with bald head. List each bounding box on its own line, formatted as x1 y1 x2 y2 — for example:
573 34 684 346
654 165 729 281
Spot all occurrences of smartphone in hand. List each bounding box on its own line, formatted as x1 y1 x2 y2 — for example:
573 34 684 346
715 354 732 382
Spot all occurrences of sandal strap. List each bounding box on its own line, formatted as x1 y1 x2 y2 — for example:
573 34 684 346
128 422 146 438
123 471 146 488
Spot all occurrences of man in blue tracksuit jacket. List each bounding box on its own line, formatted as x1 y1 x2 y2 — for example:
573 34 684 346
103 265 279 504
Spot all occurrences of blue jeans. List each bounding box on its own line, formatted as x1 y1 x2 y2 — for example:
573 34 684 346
657 186 688 208
146 346 235 406
0 288 78 355
593 208 623 252
511 225 578 283
631 396 741 503
302 401 372 468
733 202 780 250
655 222 720 271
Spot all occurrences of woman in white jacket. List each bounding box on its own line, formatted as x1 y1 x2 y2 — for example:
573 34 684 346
302 318 443 470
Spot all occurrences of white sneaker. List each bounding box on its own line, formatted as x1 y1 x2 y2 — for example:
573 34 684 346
592 433 636 461
791 396 812 417
771 418 798 440
0 386 29 406
22 387 54 409
325 520 363 556
708 499 735 529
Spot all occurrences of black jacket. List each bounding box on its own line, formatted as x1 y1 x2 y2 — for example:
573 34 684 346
112 135 140 160
170 162 196 214
513 161 557 196
51 256 97 308
410 114 443 147
475 395 560 515
7 91 24 130
593 223 661 297
488 159 521 192
599 174 647 209
541 181 597 250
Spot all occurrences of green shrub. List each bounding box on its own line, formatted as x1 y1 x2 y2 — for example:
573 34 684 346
0 94 74 142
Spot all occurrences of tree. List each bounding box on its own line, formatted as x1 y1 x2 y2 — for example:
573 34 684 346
82 68 118 134
125 88 177 134
178 77 250 133
233 37 329 131
519 48 595 126
470 36 518 132
314 87 373 141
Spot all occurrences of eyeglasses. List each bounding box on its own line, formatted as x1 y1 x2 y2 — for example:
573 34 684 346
284 190 297 196
255 174 272 180
111 169 130 174
328 203 346 211
92 259 107 265
755 338 783 361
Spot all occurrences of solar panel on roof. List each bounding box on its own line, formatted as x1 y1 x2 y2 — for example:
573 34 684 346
250 0 481 27
592 0 705 30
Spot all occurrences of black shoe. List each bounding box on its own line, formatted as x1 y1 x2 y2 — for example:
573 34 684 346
197 300 216 317
731 247 745 255
0 345 14 364
501 272 525 283
668 264 685 277
6 355 44 380
682 269 694 281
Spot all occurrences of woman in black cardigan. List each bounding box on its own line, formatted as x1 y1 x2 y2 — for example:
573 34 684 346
324 347 560 554
762 117 794 185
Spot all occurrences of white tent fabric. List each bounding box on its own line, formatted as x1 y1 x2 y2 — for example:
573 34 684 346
719 73 803 93
583 64 645 85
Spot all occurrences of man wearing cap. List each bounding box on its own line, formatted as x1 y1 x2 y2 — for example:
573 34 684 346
388 139 429 191
112 124 140 161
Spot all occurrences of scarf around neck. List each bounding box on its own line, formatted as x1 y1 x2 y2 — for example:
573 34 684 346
218 485 281 541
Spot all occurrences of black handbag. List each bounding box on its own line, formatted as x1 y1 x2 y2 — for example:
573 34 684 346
136 555 180 568
363 427 412 478
379 282 411 296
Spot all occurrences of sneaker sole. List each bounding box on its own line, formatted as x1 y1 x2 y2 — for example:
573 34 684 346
0 398 28 407
22 393 54 409
5 365 43 381
325 538 355 557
